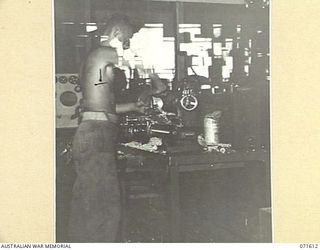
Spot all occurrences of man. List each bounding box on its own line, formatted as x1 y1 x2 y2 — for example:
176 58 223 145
68 15 165 242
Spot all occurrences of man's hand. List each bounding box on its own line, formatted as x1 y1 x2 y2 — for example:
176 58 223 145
137 90 152 107
135 64 154 77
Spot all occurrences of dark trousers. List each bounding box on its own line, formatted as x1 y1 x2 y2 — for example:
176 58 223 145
68 120 120 242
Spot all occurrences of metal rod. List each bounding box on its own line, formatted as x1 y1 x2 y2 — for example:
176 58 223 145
151 129 171 134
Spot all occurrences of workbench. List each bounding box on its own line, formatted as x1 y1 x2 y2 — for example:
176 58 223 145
118 144 271 242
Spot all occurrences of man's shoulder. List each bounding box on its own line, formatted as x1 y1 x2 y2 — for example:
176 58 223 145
87 46 118 64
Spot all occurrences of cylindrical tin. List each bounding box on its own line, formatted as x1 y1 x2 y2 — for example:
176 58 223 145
204 111 221 145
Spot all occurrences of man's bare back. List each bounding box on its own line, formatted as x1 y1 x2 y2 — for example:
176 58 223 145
81 46 119 114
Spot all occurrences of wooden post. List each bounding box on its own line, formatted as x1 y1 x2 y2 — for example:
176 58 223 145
174 1 186 82
84 0 92 53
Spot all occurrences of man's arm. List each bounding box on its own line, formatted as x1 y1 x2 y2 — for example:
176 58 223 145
149 73 166 95
137 72 167 105
99 63 147 114
116 100 148 114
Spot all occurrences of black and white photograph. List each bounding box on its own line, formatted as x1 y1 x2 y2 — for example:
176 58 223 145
54 0 271 243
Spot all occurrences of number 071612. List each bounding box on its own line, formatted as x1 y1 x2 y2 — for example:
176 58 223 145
300 244 319 248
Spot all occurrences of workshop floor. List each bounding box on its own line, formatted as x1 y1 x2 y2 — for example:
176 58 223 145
57 164 268 243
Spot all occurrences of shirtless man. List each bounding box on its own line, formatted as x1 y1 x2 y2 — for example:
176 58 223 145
68 15 165 242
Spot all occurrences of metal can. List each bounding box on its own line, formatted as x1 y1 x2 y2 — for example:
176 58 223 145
204 112 221 145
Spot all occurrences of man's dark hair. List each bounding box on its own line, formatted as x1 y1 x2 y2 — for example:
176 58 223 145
100 14 140 36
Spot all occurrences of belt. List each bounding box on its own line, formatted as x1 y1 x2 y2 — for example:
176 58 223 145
82 111 118 123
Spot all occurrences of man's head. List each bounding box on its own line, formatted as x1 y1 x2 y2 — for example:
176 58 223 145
101 14 135 50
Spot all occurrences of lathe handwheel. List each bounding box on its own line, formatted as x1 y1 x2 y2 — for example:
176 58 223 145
180 94 198 111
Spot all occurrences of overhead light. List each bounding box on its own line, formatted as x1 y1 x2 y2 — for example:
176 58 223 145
61 22 74 25
86 24 98 32
144 24 163 28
